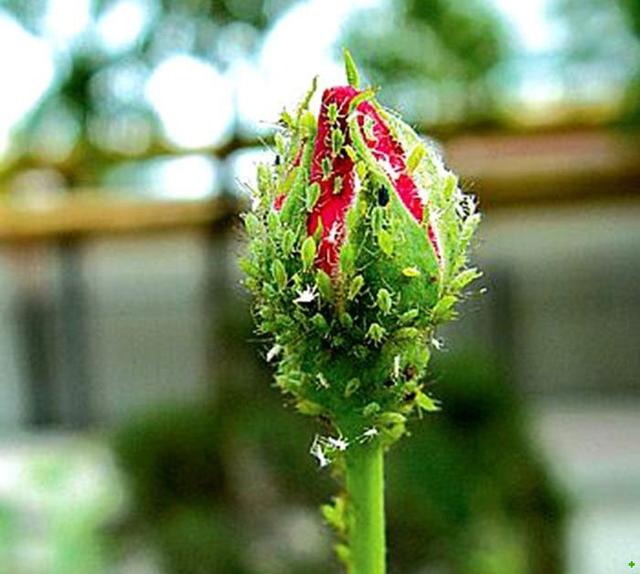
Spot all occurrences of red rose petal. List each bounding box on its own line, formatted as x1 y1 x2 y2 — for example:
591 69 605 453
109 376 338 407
307 86 437 274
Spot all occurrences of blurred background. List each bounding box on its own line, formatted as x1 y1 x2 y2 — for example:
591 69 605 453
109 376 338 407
0 0 639 572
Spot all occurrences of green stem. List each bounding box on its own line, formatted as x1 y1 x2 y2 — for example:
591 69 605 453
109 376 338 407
345 441 386 574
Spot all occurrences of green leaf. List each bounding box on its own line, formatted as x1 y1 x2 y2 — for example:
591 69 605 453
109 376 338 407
407 144 425 173
311 313 329 333
451 267 482 291
243 213 260 235
399 309 419 324
348 275 365 300
344 145 357 162
257 164 272 193
432 295 457 322
297 75 318 117
271 260 287 290
305 182 321 211
282 229 296 255
377 229 394 256
348 88 377 113
274 132 286 157
301 236 316 270
300 110 316 135
279 108 294 128
343 48 360 88
335 544 350 565
316 269 334 302
339 241 355 276
267 211 280 234
415 391 439 412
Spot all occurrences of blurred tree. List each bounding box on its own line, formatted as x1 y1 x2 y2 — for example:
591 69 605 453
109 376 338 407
0 0 296 189
552 0 640 124
343 0 511 131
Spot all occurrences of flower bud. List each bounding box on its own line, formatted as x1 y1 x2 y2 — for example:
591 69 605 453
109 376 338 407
242 53 480 443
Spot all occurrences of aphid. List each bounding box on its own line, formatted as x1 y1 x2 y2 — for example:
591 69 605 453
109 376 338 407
378 186 389 206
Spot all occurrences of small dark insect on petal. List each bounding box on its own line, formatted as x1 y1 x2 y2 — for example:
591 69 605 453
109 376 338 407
377 186 389 206
274 155 281 166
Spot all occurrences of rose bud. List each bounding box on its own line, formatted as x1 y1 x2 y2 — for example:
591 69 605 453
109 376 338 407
242 52 480 446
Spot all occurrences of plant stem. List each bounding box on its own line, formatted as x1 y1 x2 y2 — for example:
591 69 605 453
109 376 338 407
345 441 386 574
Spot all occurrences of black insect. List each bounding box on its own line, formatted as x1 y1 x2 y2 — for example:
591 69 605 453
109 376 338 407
377 186 389 206
404 391 417 402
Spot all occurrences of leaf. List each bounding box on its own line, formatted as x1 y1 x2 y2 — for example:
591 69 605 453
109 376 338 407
267 211 280 234
305 182 321 211
407 144 425 173
451 267 482 291
343 48 360 88
243 213 260 235
297 75 318 118
339 241 355 276
311 313 329 333
271 260 287 290
378 229 394 256
274 132 286 156
257 164 272 194
316 269 334 302
415 391 439 412
399 309 419 324
432 295 457 322
348 88 377 113
282 229 295 255
300 110 316 135
348 275 365 300
339 312 353 328
301 236 316 270
279 108 295 128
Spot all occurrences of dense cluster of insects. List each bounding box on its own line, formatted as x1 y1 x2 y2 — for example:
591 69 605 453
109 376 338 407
241 53 481 460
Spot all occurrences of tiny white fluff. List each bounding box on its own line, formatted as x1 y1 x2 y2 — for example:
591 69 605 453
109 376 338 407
359 427 379 443
393 355 401 380
266 344 282 362
294 285 317 304
326 436 349 451
310 436 330 468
